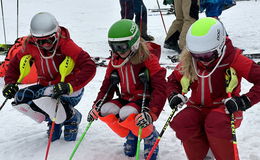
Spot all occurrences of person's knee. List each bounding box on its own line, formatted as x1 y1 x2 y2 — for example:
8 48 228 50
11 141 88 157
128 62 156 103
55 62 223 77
170 108 202 141
15 88 34 103
205 111 232 139
100 102 120 117
119 105 138 121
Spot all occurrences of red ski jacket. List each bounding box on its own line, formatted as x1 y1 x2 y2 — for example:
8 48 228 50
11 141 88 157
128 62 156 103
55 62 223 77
167 37 260 113
95 49 167 120
5 27 96 92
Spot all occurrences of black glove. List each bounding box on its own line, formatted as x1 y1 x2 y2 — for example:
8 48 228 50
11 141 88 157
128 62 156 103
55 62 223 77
52 82 72 99
87 100 102 122
168 93 187 110
135 107 153 128
224 95 251 114
87 108 99 122
2 84 19 99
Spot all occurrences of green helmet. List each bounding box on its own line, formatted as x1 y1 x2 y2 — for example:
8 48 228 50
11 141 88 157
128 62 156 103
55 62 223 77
108 19 140 53
186 17 226 60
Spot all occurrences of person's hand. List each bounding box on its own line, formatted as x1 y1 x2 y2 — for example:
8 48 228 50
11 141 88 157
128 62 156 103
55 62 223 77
52 82 72 99
135 107 153 128
2 84 18 99
87 108 100 122
224 95 251 114
87 100 102 122
168 93 187 110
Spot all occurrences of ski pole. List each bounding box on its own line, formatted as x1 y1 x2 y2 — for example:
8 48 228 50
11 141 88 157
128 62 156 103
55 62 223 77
146 76 190 160
139 5 143 35
135 69 149 160
225 67 240 160
0 0 6 44
16 0 19 38
156 0 167 35
45 56 75 160
69 70 120 160
0 55 32 111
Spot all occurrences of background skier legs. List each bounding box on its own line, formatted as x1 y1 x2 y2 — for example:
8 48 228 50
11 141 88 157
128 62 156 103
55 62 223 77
164 0 199 53
119 0 154 41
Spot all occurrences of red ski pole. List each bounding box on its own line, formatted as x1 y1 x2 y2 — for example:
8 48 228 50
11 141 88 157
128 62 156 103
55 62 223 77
156 0 167 35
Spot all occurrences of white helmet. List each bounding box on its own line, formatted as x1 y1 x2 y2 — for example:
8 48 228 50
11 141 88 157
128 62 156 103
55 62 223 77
30 12 59 37
186 17 226 61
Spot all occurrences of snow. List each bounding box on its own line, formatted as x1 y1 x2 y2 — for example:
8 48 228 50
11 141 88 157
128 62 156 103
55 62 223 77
0 0 260 160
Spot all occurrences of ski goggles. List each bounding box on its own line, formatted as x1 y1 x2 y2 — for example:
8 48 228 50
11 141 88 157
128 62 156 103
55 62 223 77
33 32 58 46
190 49 219 62
109 41 130 54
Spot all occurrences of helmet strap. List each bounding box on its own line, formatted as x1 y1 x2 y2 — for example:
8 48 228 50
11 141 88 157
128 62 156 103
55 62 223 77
36 30 60 59
111 50 135 68
192 45 226 78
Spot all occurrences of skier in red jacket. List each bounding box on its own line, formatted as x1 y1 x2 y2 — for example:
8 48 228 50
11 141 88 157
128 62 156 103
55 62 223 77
2 12 96 142
87 19 167 160
167 17 260 160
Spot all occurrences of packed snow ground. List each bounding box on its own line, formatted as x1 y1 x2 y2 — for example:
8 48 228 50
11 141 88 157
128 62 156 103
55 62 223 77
0 0 260 160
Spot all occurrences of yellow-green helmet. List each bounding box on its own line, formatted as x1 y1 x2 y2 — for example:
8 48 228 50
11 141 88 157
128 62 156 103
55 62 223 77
186 17 226 61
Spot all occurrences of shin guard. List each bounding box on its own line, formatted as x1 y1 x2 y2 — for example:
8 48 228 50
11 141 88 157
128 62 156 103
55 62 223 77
33 97 66 124
119 113 153 139
12 103 46 123
99 114 129 137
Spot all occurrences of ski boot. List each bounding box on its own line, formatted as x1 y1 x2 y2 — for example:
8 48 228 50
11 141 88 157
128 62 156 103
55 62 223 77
144 129 159 160
164 42 181 53
124 131 138 157
63 109 82 141
142 34 155 41
46 118 63 142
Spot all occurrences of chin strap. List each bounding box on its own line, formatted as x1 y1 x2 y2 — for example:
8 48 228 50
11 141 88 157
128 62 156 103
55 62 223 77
111 51 136 68
192 45 226 78
35 30 61 60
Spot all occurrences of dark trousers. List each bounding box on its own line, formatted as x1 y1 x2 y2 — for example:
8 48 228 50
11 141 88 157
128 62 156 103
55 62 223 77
119 0 147 32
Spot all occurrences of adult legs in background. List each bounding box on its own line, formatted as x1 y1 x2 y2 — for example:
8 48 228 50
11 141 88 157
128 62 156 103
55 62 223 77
164 0 198 52
119 0 134 19
133 0 154 41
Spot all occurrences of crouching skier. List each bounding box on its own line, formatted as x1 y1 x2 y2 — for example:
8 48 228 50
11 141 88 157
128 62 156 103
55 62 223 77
2 12 96 142
167 17 260 160
87 19 167 160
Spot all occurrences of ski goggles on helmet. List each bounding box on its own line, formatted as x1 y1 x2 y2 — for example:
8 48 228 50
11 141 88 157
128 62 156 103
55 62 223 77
190 49 219 62
33 32 58 47
108 41 130 54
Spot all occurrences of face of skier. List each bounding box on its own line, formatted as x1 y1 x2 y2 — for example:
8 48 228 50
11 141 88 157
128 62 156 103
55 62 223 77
109 41 131 58
190 49 218 62
33 32 58 50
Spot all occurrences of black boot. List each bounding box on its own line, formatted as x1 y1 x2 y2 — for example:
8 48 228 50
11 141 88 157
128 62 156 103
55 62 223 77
139 22 154 41
164 31 181 53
